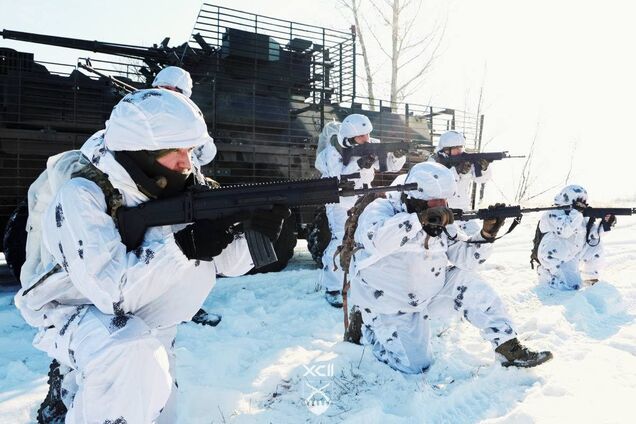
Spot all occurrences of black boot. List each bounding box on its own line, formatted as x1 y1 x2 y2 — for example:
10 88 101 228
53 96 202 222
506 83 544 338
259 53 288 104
344 306 363 344
191 308 222 327
325 290 343 308
37 359 68 424
495 338 553 368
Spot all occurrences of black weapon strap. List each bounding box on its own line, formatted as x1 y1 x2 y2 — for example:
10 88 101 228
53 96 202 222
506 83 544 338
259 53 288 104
584 216 602 247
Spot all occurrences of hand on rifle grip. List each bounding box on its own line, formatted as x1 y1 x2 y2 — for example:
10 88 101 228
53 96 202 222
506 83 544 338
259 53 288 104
604 214 617 228
481 203 507 241
456 161 472 175
244 204 291 242
174 219 235 261
478 158 491 172
357 154 377 169
392 148 408 158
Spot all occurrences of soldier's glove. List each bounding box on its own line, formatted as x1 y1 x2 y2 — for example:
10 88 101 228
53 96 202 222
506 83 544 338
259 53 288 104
392 148 408 158
418 206 455 236
174 219 235 261
603 214 617 231
357 154 377 169
481 203 507 241
456 161 472 175
244 204 292 242
573 199 589 212
478 158 491 172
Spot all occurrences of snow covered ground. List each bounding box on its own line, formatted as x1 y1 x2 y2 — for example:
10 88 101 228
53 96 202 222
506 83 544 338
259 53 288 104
1 214 635 423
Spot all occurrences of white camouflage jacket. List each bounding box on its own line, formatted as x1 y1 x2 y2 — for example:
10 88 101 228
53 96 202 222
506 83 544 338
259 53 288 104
15 131 253 333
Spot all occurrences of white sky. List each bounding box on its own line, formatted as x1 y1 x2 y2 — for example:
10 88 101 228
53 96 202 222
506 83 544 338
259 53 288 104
1 0 635 204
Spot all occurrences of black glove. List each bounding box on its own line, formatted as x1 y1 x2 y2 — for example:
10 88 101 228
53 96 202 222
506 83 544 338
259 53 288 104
357 154 377 169
603 214 617 230
481 203 507 241
573 199 589 212
174 219 235 261
392 149 408 158
418 206 455 237
478 158 491 172
244 204 291 242
418 206 455 227
455 161 472 175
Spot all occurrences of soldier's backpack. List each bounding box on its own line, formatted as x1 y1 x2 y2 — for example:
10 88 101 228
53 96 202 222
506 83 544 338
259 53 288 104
19 149 123 298
530 222 545 269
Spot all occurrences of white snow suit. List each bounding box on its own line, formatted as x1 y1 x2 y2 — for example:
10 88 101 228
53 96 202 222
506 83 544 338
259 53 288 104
348 195 516 374
15 132 253 423
535 208 605 290
315 139 406 292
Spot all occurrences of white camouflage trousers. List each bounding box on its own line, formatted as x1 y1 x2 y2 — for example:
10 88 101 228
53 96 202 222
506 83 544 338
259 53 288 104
42 307 178 423
319 204 348 292
537 234 605 290
360 267 516 374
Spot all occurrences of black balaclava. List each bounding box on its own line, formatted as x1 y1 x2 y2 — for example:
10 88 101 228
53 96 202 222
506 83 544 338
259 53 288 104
115 149 192 199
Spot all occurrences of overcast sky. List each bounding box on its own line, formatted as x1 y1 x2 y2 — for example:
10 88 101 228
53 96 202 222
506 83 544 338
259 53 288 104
2 0 635 204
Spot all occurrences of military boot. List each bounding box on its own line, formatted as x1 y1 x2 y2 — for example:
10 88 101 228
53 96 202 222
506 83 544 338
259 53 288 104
344 306 363 344
37 360 68 424
325 290 343 308
495 338 553 368
191 308 222 327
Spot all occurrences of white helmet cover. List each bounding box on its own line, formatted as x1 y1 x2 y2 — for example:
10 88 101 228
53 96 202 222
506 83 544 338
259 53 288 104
152 66 193 97
436 130 466 152
104 89 213 152
554 184 588 206
194 140 217 166
404 162 457 200
337 114 373 147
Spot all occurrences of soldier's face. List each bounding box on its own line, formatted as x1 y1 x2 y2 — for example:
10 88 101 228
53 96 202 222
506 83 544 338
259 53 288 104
444 146 464 156
427 199 448 208
156 148 193 173
353 133 370 144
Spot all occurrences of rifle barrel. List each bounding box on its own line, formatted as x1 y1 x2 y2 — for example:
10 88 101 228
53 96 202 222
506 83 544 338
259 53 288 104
343 183 418 197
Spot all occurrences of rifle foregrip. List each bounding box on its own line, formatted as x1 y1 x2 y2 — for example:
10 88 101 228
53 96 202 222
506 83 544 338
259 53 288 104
245 229 278 269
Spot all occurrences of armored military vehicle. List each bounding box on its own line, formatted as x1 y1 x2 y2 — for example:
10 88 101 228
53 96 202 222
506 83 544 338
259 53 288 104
0 4 483 280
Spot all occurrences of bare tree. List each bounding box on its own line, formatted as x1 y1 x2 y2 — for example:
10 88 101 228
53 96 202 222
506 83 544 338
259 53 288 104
339 0 445 109
514 124 540 203
563 139 578 185
340 1 377 109
514 124 571 204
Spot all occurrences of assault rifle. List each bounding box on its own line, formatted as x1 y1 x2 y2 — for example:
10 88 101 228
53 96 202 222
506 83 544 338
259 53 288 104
581 207 636 230
116 177 417 268
453 205 571 221
341 141 410 172
437 151 524 177
451 205 572 241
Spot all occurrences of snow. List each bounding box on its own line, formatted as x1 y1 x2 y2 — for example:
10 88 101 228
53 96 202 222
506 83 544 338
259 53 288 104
1 215 635 423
